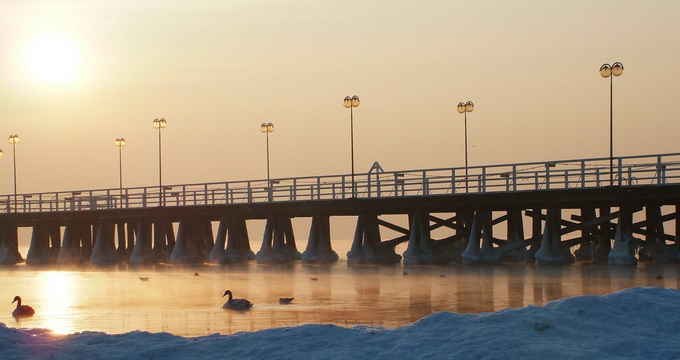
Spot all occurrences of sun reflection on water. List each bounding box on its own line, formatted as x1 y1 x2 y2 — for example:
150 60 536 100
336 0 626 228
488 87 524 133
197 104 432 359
36 271 77 335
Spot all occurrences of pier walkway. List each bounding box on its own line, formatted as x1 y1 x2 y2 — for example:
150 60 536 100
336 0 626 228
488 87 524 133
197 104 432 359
1 152 679 266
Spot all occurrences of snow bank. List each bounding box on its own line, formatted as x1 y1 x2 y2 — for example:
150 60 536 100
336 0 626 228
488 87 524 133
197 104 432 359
2 287 680 360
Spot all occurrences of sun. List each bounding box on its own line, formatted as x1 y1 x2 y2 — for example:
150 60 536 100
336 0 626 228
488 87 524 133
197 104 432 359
24 32 82 84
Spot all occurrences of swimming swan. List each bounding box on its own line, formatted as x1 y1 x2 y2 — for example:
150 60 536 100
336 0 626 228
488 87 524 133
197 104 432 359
12 296 35 318
222 290 253 310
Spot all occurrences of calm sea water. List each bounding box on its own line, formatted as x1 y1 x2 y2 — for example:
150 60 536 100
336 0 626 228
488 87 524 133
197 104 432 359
2 259 677 337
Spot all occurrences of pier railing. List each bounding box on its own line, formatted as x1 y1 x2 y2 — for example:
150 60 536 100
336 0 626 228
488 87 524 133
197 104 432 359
3 152 679 214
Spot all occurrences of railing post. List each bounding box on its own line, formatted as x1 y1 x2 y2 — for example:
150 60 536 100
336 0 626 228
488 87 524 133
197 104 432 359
657 155 664 184
142 188 147 207
545 164 551 190
534 172 539 190
580 160 586 188
367 175 372 198
293 178 297 201
377 174 381 198
627 166 633 186
481 167 486 192
247 181 253 203
317 177 321 200
422 170 428 195
451 169 456 194
617 158 623 186
564 170 569 189
341 176 346 199
596 168 601 187
512 165 517 192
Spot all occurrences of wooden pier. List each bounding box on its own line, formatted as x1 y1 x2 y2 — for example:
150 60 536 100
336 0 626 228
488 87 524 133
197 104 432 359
1 153 679 266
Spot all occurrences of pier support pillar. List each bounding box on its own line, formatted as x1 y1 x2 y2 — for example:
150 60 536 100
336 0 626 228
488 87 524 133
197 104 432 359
504 209 529 262
49 225 61 261
170 217 209 264
403 210 437 265
57 222 84 264
301 215 338 263
211 217 255 263
608 207 638 265
535 207 575 265
593 207 612 263
642 205 677 263
115 223 128 261
574 208 597 261
461 209 504 264
26 224 52 265
0 223 23 264
347 214 401 264
152 219 175 263
257 216 300 263
90 221 117 265
130 218 154 264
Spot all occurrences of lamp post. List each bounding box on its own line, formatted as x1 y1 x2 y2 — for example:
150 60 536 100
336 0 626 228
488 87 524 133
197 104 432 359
152 118 167 204
0 149 3 201
343 95 360 197
260 122 274 184
456 101 474 192
8 134 20 210
599 62 624 186
114 138 126 196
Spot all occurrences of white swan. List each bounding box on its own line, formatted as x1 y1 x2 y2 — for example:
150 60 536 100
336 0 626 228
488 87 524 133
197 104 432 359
222 290 253 310
12 296 35 318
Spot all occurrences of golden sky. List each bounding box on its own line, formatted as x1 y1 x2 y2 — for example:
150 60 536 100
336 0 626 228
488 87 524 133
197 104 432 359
1 0 679 195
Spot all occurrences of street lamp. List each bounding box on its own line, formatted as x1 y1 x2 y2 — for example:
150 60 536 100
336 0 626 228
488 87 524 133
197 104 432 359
152 118 167 203
599 62 624 186
260 122 274 184
114 137 126 196
457 101 474 192
0 149 3 198
8 134 20 210
343 95 360 197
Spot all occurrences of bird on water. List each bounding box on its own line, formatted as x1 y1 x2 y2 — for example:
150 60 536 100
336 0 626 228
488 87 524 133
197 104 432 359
278 297 294 305
12 296 35 318
222 290 253 310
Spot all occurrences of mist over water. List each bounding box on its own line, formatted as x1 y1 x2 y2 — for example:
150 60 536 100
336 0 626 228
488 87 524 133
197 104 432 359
3 256 677 337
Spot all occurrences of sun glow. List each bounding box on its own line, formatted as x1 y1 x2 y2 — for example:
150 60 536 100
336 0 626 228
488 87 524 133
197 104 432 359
23 32 82 84
37 271 77 335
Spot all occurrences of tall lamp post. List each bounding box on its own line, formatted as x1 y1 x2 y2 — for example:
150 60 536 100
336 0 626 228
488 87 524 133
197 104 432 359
0 149 3 202
343 95 360 197
599 62 624 186
152 118 167 204
456 101 474 192
8 134 20 210
114 137 126 196
260 122 274 184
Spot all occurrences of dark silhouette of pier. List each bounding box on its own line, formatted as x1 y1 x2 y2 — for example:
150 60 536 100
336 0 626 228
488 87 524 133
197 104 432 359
1 152 679 266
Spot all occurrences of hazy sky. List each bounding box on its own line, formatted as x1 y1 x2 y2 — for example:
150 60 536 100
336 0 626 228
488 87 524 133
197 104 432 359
1 0 679 195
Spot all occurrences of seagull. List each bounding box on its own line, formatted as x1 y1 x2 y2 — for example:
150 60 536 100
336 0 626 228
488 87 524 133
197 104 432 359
139 277 149 282
222 290 253 310
12 296 35 318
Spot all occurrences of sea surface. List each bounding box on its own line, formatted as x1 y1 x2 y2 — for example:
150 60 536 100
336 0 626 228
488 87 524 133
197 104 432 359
2 255 677 337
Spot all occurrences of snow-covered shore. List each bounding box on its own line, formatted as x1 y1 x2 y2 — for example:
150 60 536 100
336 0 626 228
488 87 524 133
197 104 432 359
2 287 679 360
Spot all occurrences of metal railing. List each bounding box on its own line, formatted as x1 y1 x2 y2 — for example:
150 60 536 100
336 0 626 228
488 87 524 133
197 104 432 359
2 153 679 214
